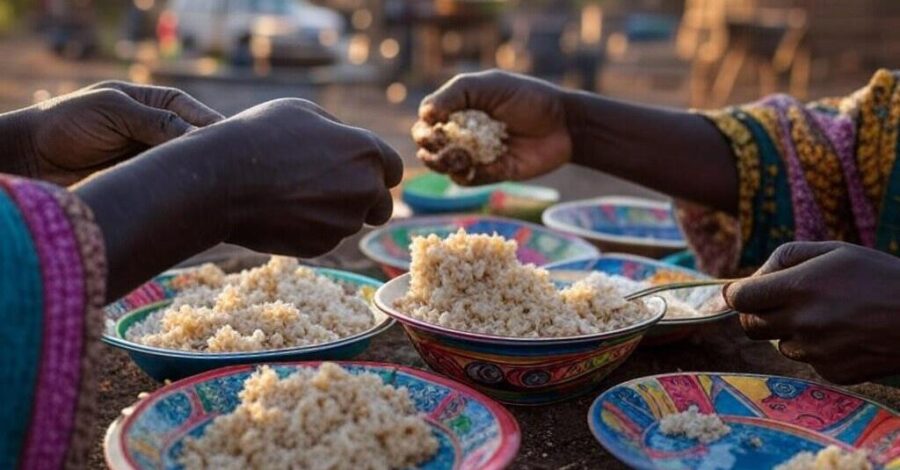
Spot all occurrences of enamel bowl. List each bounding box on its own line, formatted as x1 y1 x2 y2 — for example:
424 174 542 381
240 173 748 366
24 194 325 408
374 273 666 405
542 196 687 258
359 214 599 278
544 254 735 346
589 372 900 469
105 361 521 470
102 267 393 382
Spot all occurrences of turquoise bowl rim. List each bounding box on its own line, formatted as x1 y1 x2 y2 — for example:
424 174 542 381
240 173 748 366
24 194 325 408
543 253 737 327
358 214 601 273
587 371 900 470
542 196 688 249
374 273 667 346
107 267 394 359
108 361 522 470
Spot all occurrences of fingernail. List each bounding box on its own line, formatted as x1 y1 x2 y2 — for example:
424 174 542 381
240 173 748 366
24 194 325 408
721 282 735 309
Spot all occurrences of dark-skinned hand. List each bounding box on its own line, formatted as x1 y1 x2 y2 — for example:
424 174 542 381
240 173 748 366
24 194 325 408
416 70 572 185
0 81 223 186
724 241 900 384
74 98 403 300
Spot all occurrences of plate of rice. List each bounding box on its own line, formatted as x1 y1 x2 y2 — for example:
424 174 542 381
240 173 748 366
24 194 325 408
105 361 520 470
104 257 393 381
544 254 736 345
589 372 900 470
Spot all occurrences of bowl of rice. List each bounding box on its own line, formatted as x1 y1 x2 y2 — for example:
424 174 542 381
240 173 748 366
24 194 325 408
544 254 735 345
542 196 687 258
105 257 393 381
359 214 599 278
373 230 666 405
105 361 521 470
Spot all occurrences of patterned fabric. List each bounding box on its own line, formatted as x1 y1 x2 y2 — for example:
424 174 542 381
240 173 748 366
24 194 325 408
0 174 106 470
676 69 900 276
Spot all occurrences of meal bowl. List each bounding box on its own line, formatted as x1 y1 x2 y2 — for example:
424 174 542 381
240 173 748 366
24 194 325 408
374 274 667 405
589 372 900 470
359 214 599 278
103 267 393 382
542 196 687 258
401 171 498 214
105 361 521 470
544 254 735 346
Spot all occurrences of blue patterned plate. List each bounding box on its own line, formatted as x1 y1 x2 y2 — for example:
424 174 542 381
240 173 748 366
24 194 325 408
102 267 393 382
542 197 686 252
545 254 735 345
359 215 599 278
105 362 521 470
589 372 900 469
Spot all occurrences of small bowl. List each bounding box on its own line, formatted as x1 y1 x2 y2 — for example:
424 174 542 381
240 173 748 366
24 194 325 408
103 267 393 382
359 214 600 278
105 361 521 470
542 196 687 258
374 274 666 405
544 254 735 346
589 372 900 470
401 171 498 214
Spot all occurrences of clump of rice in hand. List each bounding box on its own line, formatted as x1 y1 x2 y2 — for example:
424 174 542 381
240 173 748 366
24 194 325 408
394 229 654 337
126 257 374 352
180 363 438 470
658 405 731 444
775 445 872 470
412 110 507 181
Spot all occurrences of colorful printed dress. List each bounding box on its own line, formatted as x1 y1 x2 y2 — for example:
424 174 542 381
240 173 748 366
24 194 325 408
678 69 900 276
0 174 106 469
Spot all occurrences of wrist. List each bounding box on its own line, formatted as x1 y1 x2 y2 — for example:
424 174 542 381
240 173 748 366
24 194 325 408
0 108 40 176
561 88 602 168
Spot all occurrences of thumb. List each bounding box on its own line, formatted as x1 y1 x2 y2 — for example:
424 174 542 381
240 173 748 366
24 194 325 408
754 241 846 276
116 99 195 146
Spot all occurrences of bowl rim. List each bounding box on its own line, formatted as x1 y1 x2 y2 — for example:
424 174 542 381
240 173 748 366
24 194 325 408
113 360 522 470
543 253 737 326
105 267 395 359
587 371 900 470
358 214 601 272
542 196 688 249
374 273 667 346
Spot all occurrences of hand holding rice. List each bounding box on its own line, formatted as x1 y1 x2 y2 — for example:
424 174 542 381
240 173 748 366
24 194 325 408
412 110 507 181
394 229 655 337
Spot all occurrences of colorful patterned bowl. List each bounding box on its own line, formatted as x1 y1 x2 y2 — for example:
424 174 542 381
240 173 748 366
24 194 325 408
374 274 667 405
544 254 735 346
105 361 521 470
589 372 900 470
359 215 600 278
542 196 687 258
401 171 499 214
103 267 393 382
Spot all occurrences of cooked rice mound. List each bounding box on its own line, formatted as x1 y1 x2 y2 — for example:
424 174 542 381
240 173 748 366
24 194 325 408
394 230 654 337
412 110 507 180
774 445 872 470
578 272 702 320
126 257 374 352
180 363 438 470
658 405 731 444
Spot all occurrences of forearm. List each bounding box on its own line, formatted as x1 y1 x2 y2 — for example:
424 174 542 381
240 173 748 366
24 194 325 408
562 90 738 214
72 140 225 301
0 108 37 176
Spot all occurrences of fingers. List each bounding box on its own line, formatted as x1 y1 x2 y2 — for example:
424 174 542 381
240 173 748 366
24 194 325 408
740 311 792 340
723 266 802 312
91 81 224 126
116 98 194 146
365 189 394 226
371 135 404 188
754 241 846 276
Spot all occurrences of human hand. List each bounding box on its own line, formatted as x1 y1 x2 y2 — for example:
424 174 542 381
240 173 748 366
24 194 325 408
415 70 572 185
724 241 900 384
75 98 402 299
1 81 222 186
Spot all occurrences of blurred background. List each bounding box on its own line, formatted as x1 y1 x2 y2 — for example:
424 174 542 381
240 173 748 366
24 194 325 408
1 0 898 204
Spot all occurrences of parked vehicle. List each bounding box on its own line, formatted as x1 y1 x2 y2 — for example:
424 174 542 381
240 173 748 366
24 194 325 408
158 0 343 65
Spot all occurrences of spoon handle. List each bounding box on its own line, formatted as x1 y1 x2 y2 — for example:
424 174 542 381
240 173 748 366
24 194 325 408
623 279 735 301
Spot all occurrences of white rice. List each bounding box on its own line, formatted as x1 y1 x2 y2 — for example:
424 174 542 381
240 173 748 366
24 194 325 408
126 257 374 352
658 405 731 444
774 445 872 470
412 110 507 180
394 229 654 338
576 272 703 320
180 363 438 470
